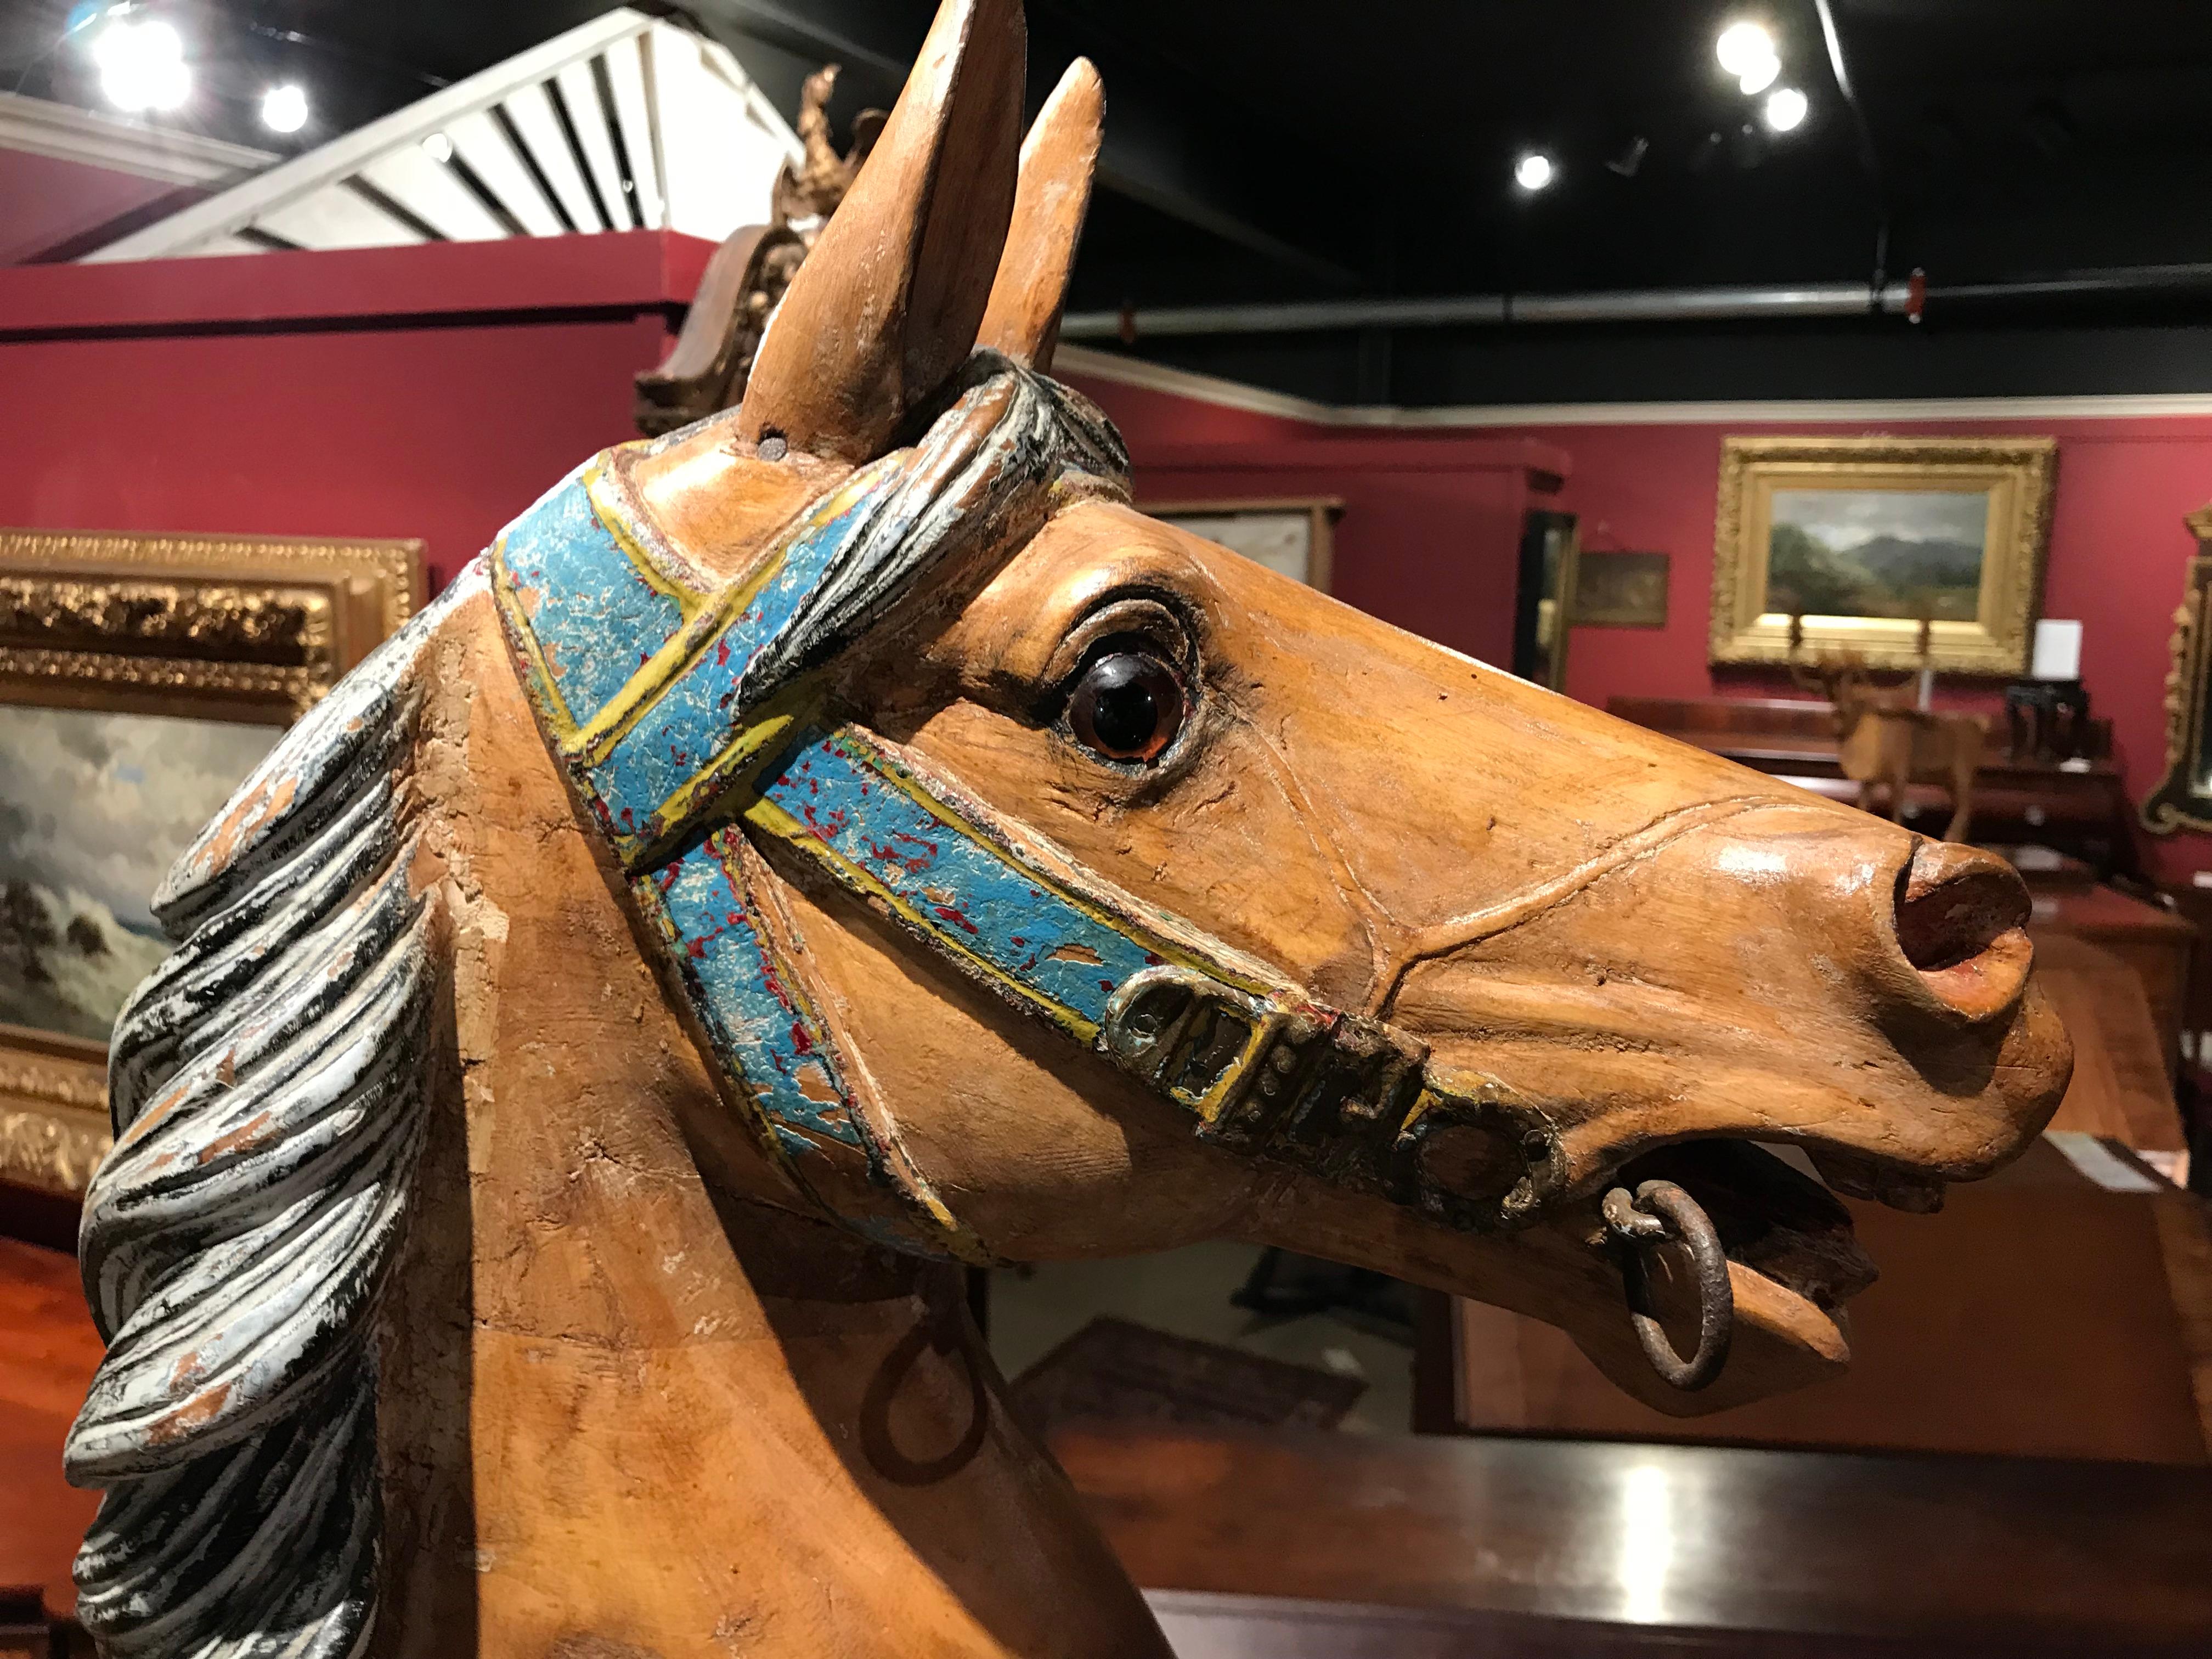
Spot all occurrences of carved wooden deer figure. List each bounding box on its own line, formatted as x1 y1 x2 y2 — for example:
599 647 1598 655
1791 648 1985 843
64 3 2067 1656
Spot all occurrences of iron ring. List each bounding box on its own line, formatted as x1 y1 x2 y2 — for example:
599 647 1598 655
1603 1178 1734 1392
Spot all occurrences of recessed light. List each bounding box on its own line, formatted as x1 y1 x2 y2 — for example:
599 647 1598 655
1764 87 1809 132
92 19 190 114
1715 21 1775 76
259 83 308 134
1514 151 1556 193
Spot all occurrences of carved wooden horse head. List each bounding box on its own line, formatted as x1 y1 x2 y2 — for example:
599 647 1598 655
66 3 2070 1655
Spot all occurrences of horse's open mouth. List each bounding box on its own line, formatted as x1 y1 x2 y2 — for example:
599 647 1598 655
1597 1137 1906 1326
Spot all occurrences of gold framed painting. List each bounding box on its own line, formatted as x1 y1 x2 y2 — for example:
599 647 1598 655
1147 498 1342 592
1708 436 2056 674
2142 506 2212 835
0 528 424 1198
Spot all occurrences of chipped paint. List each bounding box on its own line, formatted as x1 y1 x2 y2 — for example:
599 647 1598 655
65 567 480 1659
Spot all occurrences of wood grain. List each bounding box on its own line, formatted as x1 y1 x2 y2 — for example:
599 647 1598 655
1057 1427 2212 1652
738 0 1024 460
977 58 1104 372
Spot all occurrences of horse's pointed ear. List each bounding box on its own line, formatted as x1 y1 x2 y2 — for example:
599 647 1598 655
977 58 1103 374
739 0 1026 462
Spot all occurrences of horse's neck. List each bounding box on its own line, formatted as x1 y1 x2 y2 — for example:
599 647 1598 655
370 597 1166 1659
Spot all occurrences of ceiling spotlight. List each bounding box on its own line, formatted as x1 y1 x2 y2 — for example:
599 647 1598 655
259 83 308 134
92 18 191 114
1514 151 1556 193
1738 52 1781 95
1715 20 1775 76
1764 86 1809 132
421 132 454 163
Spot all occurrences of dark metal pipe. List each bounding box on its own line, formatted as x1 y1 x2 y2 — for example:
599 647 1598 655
1060 264 2212 341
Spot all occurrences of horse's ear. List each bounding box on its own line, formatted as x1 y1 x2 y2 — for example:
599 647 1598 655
977 58 1103 374
738 0 1025 462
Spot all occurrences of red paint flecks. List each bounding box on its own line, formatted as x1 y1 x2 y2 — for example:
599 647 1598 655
933 906 980 934
687 939 708 958
1144 953 1164 966
1099 979 1115 993
716 638 731 666
789 1020 814 1056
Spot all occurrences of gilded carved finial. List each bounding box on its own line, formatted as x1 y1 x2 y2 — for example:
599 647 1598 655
771 66 887 239
634 65 889 437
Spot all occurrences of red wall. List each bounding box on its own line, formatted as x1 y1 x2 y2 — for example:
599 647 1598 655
0 150 200 266
1066 374 1571 680
0 233 713 589
1521 415 2212 881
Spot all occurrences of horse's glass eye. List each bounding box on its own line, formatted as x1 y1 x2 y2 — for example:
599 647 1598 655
1068 651 1185 764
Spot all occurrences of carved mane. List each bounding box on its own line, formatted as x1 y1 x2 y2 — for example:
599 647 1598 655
63 573 479 1659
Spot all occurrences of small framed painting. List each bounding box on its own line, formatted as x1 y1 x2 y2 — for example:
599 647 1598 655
1708 436 2055 674
0 527 422 1197
1572 550 1671 629
1148 499 1343 592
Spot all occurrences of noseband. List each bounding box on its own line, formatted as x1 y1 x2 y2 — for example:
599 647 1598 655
492 353 1566 1264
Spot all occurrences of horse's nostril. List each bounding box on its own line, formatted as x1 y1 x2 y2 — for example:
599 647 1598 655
1892 840 2033 1017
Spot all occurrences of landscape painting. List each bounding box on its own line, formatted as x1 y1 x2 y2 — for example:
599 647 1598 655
0 704 279 1046
1764 487 1992 623
1708 436 2055 674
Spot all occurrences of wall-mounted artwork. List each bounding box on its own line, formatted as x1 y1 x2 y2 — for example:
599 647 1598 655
0 528 422 1197
1709 436 2055 674
2143 504 2212 835
1149 498 1342 592
1572 549 1670 629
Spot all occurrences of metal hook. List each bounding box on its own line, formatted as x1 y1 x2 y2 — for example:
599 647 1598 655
1601 1178 1734 1392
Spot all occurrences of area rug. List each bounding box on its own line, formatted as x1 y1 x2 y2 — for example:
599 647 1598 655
1008 1316 1365 1440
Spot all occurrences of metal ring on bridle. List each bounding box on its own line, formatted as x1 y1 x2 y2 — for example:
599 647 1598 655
1601 1178 1733 1392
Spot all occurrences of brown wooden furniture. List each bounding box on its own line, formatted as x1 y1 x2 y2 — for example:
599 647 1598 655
1424 1137 2212 1462
2030 888 2195 1083
2141 504 2212 836
1611 694 2136 874
0 1238 100 1643
1058 1425 2212 1656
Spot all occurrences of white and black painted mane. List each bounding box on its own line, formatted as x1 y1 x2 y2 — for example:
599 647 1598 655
64 572 479 1659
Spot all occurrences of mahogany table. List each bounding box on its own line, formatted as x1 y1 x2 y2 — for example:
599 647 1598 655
1068 1426 2212 1655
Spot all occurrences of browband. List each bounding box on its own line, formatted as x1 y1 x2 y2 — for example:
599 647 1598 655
491 355 1564 1262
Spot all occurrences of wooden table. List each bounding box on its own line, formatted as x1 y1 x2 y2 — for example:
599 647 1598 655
2029 883 2196 1078
1059 1425 2212 1655
2032 934 2190 1159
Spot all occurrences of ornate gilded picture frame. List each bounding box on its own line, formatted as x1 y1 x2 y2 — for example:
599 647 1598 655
1147 498 1342 592
2142 506 2212 835
1709 436 2055 674
0 528 424 1198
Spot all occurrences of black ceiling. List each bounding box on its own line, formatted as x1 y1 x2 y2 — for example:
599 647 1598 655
12 1 2212 402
